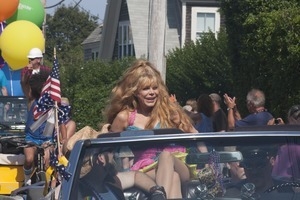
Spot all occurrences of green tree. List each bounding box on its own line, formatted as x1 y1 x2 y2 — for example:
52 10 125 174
44 5 100 128
69 58 134 130
166 29 233 105
220 0 300 118
44 5 98 65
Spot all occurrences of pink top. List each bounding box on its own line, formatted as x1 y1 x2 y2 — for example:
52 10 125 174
127 109 186 171
128 110 137 126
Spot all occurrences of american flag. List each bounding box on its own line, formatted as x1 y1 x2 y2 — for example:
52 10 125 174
33 58 61 120
41 58 61 102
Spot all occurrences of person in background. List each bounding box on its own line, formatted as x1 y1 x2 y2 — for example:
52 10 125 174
67 126 167 200
104 59 205 199
182 99 197 119
271 105 300 192
20 48 50 107
286 105 300 125
0 68 8 96
223 88 273 130
2 63 24 96
60 97 76 155
23 71 52 186
60 97 76 144
225 146 278 198
193 94 214 133
268 104 300 125
169 94 177 103
78 148 126 200
223 89 273 188
183 98 197 113
209 93 228 132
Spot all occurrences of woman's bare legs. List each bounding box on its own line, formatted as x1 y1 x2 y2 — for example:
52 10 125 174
117 171 159 192
148 151 190 198
117 171 136 189
23 146 37 184
118 170 167 199
66 120 76 139
168 171 182 198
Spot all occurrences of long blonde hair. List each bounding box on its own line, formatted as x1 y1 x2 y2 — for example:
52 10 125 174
104 59 194 132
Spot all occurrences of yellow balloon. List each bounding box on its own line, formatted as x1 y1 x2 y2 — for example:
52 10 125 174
0 20 45 70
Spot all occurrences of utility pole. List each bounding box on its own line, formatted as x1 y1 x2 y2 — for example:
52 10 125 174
42 0 47 61
42 0 47 54
148 0 166 82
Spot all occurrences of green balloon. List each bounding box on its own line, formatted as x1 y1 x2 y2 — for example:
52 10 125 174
6 0 45 28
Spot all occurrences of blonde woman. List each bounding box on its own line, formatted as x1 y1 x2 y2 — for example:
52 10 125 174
104 59 206 198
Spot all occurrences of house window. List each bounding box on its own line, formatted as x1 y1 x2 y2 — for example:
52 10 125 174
91 51 99 61
118 21 135 58
191 7 220 41
84 49 92 61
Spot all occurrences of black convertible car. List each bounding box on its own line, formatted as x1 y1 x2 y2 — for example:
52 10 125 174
60 127 300 200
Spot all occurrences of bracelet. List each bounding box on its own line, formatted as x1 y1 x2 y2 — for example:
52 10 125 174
227 107 233 111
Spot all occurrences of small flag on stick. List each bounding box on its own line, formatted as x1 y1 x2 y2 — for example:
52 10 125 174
41 57 61 102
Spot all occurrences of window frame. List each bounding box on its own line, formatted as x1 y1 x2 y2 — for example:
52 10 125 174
118 21 134 58
191 7 220 41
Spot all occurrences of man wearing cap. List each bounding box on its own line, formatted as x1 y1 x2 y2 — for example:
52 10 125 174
239 146 277 193
225 146 278 198
20 48 50 107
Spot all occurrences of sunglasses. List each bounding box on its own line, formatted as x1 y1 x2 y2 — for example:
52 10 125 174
29 58 38 61
239 158 269 170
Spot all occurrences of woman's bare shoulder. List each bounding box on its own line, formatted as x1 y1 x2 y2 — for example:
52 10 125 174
115 110 129 121
110 110 130 132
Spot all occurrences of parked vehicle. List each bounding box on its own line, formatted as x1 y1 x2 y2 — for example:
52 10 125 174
0 96 27 195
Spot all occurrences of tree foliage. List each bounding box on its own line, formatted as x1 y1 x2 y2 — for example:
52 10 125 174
166 29 233 105
220 0 300 119
45 5 98 65
44 1 300 129
64 58 134 130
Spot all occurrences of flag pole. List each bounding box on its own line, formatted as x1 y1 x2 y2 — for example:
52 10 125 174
53 47 62 157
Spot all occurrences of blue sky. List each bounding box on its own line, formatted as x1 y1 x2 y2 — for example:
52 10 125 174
45 0 106 23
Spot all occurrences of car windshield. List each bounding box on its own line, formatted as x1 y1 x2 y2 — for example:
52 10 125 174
64 130 300 200
0 96 27 125
0 96 27 133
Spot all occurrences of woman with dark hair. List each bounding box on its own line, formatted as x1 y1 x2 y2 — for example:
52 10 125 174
23 71 52 186
79 148 125 200
67 126 167 200
193 94 214 133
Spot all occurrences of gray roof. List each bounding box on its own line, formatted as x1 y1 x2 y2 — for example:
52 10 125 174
81 24 103 45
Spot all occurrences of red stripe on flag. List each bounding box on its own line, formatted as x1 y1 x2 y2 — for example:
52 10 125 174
33 58 61 119
40 58 61 102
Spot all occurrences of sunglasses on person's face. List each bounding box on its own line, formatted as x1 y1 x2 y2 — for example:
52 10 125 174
29 58 37 61
239 158 269 170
